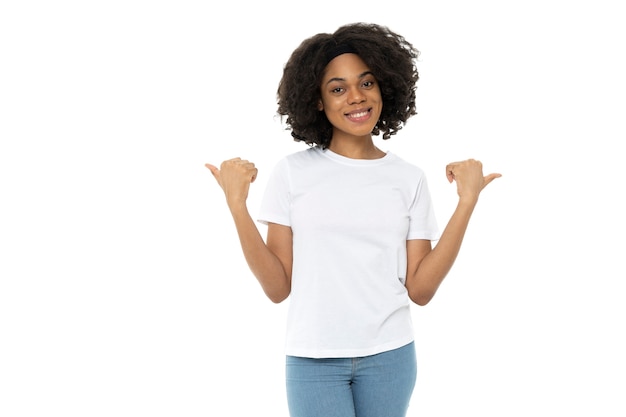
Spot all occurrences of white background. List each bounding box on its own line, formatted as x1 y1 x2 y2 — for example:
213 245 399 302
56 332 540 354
1 1 625 416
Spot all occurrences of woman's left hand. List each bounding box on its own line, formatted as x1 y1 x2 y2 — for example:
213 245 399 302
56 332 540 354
445 159 501 202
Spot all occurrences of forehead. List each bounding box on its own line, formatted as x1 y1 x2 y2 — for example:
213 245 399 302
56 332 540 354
322 53 371 81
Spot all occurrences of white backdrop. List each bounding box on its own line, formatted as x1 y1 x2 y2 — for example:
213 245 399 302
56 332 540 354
1 1 625 416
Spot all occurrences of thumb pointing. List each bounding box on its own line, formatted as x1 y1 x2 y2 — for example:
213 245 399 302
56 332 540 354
205 163 220 180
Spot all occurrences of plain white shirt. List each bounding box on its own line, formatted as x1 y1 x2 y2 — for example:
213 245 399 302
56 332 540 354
258 147 440 358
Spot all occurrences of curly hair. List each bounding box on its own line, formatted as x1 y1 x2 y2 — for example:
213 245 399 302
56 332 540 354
276 23 420 148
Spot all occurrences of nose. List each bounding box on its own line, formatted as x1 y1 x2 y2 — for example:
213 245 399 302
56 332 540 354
347 88 365 105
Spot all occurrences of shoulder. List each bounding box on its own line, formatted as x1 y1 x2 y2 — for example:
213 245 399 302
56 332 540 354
280 146 324 168
286 146 322 161
386 152 426 178
267 147 322 179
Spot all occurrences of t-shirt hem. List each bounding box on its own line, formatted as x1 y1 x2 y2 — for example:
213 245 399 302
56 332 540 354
257 216 290 227
285 336 415 359
407 231 441 241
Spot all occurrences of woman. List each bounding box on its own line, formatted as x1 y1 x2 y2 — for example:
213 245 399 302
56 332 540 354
206 22 500 417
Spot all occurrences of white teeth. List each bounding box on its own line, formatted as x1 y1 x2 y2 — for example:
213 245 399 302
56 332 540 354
349 111 368 118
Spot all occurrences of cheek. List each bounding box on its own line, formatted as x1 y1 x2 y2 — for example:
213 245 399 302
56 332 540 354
320 95 343 111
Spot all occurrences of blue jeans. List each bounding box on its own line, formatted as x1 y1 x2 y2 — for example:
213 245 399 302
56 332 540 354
285 342 417 417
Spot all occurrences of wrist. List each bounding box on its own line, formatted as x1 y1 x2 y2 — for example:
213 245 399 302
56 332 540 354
228 200 248 215
457 195 478 210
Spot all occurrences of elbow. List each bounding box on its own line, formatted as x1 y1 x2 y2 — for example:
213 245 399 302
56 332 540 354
408 288 435 306
268 293 289 304
257 271 291 304
411 294 433 306
265 285 291 304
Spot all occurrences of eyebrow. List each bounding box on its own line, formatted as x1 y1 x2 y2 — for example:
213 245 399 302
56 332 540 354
325 70 374 86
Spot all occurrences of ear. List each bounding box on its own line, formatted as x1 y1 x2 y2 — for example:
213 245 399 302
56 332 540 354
317 100 324 111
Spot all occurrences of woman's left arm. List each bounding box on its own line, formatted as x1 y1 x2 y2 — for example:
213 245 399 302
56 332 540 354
405 159 501 306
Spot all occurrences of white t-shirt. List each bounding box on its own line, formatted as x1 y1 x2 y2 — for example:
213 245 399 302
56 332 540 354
258 147 440 358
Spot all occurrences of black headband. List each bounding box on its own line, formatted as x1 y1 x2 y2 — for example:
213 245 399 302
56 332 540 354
325 43 358 66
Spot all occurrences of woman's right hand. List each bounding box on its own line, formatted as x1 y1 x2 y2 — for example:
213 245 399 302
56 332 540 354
205 158 258 208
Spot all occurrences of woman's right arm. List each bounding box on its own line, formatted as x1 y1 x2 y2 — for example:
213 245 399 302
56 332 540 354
206 159 292 303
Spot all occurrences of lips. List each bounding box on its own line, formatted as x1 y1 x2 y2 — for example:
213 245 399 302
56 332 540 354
345 108 371 121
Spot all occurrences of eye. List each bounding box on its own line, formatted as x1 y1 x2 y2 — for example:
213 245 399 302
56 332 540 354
362 80 375 88
330 87 344 94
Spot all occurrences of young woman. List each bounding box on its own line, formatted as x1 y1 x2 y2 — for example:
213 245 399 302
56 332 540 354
206 22 500 417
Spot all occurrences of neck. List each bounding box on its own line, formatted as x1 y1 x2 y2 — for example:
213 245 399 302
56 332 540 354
328 133 385 160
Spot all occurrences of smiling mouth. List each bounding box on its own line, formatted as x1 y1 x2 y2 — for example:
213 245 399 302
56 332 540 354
346 109 371 121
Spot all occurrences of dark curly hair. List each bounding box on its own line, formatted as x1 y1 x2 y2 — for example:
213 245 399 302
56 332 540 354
276 22 420 148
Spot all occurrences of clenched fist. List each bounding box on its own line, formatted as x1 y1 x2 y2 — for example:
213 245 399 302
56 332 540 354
445 159 501 202
206 158 258 208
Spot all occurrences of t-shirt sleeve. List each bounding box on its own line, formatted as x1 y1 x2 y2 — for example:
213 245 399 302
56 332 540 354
407 175 441 241
257 157 291 226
